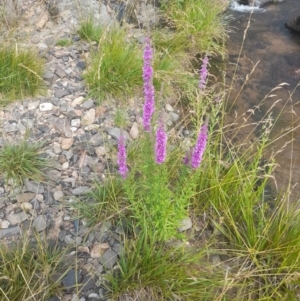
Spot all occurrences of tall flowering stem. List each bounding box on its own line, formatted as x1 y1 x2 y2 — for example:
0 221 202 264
142 37 155 132
191 124 208 169
199 56 209 90
155 121 167 164
117 134 128 179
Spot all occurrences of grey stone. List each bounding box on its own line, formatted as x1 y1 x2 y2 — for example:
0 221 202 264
55 88 70 98
62 270 82 293
99 249 118 269
72 186 90 195
58 230 66 241
53 190 64 201
54 68 67 78
43 70 54 83
4 123 18 132
25 180 44 194
0 226 21 239
170 112 179 122
82 99 94 110
65 235 75 244
33 215 47 232
107 128 129 141
178 217 193 232
7 212 28 225
112 243 124 256
50 117 72 138
89 133 104 146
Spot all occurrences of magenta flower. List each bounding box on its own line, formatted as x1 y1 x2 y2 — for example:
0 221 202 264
117 134 128 179
155 123 167 164
142 37 155 132
191 125 208 169
199 56 209 90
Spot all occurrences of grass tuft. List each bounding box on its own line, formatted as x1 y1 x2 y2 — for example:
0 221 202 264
0 45 45 104
0 235 69 301
0 139 48 186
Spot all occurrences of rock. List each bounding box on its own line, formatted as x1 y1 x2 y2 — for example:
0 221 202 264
55 68 67 78
90 243 110 258
71 118 81 127
71 96 85 107
99 249 118 269
107 128 129 141
65 235 75 244
169 112 179 122
7 212 28 225
72 186 90 195
81 109 96 126
55 88 70 98
36 11 49 29
20 202 33 211
0 220 10 229
286 15 300 33
95 146 108 157
50 117 73 138
82 99 94 109
25 180 44 194
62 270 82 293
33 215 47 232
178 217 193 232
0 226 21 239
129 122 139 139
166 104 173 112
61 137 73 150
16 192 36 203
53 190 64 201
43 71 54 83
89 134 104 146
27 100 40 110
39 102 54 111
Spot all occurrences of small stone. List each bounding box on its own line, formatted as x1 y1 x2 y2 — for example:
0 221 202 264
99 249 118 269
28 100 40 110
95 146 108 157
7 212 28 225
0 226 21 239
55 88 70 98
166 104 174 112
25 180 44 194
61 137 73 150
129 122 139 139
90 243 110 258
20 202 33 211
16 192 36 203
72 186 90 195
88 293 99 299
81 109 96 126
62 270 82 293
178 217 193 232
51 117 72 138
53 190 64 201
82 99 94 110
107 128 129 141
62 162 69 169
71 119 81 127
65 235 75 244
43 71 54 83
39 102 54 111
71 96 85 107
36 11 49 29
90 134 104 146
33 215 47 232
55 68 67 78
0 220 10 229
170 112 179 122
53 142 62 154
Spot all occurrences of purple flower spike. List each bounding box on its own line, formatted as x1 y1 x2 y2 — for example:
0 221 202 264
142 37 155 132
155 123 167 164
117 134 128 179
199 56 209 90
191 125 208 169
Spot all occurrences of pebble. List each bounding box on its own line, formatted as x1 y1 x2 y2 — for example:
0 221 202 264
39 102 54 111
99 249 118 269
62 270 82 293
33 215 47 232
81 109 96 126
25 180 44 194
72 186 90 195
0 220 10 229
7 212 28 225
129 122 139 139
16 192 36 203
178 217 193 232
53 190 64 201
61 137 74 150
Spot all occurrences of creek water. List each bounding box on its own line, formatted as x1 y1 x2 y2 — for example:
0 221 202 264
225 0 300 198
